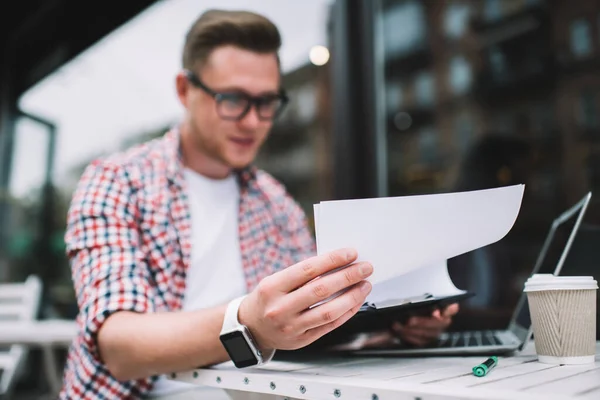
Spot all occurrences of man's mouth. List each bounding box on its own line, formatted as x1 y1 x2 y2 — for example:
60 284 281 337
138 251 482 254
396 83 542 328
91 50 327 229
229 137 255 148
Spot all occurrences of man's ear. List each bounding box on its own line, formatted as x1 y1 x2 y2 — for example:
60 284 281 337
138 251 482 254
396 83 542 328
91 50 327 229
175 72 190 108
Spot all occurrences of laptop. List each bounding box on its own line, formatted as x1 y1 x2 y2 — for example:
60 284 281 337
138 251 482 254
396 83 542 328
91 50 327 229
350 191 592 356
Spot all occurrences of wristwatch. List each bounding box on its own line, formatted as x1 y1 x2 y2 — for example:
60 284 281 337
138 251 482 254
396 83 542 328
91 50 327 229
219 295 275 368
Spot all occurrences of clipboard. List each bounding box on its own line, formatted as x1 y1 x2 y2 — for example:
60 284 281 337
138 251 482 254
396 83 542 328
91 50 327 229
353 291 475 329
301 291 475 350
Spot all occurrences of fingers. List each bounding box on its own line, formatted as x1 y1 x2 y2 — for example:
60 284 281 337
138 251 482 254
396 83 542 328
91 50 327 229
284 261 373 311
301 302 364 345
361 331 399 348
295 281 372 331
399 332 435 347
391 314 451 347
392 322 442 347
276 248 358 292
392 322 444 338
402 315 452 330
388 304 460 349
443 303 460 317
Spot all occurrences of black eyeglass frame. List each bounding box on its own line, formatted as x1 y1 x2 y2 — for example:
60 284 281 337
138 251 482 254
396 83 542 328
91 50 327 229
183 69 289 121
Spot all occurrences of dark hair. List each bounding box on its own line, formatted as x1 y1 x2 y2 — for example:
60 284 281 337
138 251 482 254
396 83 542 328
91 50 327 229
182 9 282 70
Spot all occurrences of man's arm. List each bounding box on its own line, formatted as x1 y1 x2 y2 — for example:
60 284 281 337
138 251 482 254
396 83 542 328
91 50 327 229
98 307 229 380
98 247 373 380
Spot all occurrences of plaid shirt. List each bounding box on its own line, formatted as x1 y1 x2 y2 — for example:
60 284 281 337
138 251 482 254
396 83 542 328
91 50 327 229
59 128 316 399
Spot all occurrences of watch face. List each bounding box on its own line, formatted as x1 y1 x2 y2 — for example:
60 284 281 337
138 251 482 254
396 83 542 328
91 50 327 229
220 330 260 368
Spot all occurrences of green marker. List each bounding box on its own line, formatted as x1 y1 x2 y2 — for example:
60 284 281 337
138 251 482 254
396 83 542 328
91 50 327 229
472 356 498 377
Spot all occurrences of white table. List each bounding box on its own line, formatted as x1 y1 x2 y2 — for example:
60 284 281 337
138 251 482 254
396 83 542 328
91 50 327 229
0 320 77 394
171 341 600 400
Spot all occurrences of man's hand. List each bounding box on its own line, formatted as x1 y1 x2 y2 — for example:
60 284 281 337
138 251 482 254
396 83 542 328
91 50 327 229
238 248 373 351
391 303 460 347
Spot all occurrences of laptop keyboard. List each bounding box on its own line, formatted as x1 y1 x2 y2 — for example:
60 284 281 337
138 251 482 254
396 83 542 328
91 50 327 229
435 331 502 348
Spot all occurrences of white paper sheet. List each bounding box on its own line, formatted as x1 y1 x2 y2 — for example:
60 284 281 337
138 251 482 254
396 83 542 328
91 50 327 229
313 203 321 254
314 184 524 285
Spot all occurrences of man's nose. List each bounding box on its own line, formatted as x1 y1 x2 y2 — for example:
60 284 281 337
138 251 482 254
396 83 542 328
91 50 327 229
237 106 261 130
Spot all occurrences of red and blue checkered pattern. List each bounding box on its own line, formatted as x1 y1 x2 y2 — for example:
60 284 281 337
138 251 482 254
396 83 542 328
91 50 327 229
59 128 316 399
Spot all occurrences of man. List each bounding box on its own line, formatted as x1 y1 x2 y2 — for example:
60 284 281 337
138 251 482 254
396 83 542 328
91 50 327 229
60 9 458 399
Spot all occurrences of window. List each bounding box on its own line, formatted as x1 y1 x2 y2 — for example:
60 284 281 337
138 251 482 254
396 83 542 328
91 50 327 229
578 91 599 129
444 4 470 39
419 126 437 163
386 83 403 112
383 1 426 56
489 46 508 82
484 0 502 22
295 84 317 123
415 71 435 107
570 19 592 58
531 101 554 137
455 112 474 153
449 56 472 95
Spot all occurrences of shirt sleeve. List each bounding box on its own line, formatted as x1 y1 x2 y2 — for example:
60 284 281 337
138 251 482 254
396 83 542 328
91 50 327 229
283 195 317 264
65 160 157 361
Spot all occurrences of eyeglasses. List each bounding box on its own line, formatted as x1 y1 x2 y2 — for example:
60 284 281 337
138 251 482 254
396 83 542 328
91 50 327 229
183 69 289 122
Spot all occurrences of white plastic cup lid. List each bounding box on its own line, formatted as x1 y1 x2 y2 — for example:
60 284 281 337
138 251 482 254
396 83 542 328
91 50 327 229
524 274 598 292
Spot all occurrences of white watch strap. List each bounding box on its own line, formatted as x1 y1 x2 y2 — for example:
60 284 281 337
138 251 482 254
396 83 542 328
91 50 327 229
262 347 276 363
221 295 276 363
221 295 246 334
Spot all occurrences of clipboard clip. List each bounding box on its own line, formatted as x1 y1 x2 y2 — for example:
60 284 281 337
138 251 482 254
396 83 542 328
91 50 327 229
363 292 434 310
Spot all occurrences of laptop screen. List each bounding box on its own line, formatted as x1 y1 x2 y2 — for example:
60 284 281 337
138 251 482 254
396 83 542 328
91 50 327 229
509 193 591 343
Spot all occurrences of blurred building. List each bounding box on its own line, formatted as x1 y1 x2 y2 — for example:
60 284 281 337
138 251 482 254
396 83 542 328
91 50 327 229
381 1 599 204
328 0 600 329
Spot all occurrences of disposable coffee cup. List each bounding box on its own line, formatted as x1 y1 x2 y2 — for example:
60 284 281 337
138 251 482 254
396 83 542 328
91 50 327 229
524 274 598 365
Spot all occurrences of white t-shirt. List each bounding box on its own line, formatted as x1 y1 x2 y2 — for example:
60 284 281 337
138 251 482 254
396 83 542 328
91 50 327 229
149 169 246 397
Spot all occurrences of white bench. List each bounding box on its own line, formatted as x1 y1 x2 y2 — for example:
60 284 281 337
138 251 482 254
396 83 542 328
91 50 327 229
0 275 42 397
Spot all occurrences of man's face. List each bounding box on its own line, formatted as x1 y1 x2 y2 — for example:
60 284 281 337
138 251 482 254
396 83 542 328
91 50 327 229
182 45 281 170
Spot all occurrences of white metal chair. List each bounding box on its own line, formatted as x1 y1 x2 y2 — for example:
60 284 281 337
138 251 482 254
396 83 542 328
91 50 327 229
0 275 42 397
